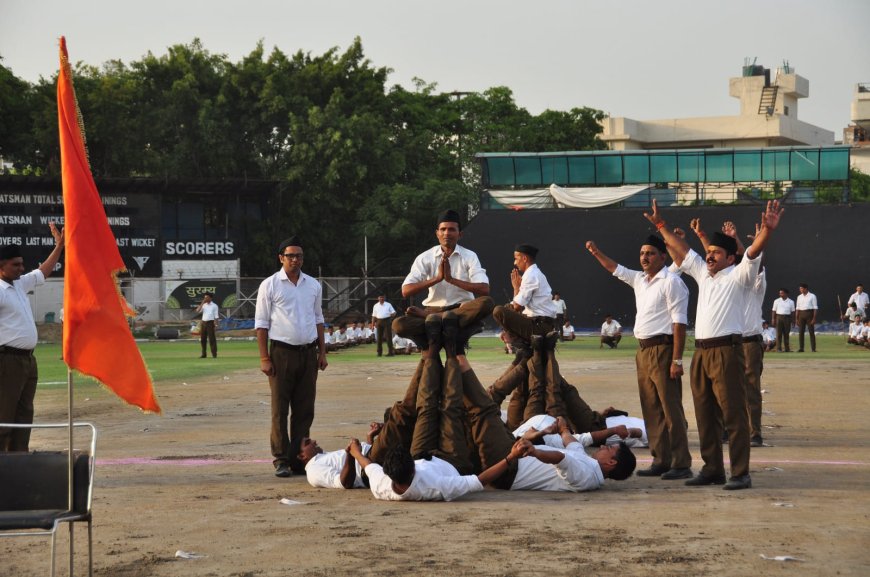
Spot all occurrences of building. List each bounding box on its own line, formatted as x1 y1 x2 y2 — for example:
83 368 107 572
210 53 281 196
599 62 835 151
844 83 870 175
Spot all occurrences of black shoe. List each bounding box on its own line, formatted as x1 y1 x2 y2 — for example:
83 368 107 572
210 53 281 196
274 464 291 478
661 467 693 480
723 474 752 490
750 436 763 447
424 314 442 350
636 464 669 477
685 472 726 486
511 346 532 366
544 330 559 351
797 349 804 353
441 311 459 357
199 354 206 358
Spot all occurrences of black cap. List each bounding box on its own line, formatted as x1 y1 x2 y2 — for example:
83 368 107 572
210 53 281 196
515 244 538 258
708 232 738 256
642 235 667 253
0 244 22 261
278 236 303 254
436 210 462 229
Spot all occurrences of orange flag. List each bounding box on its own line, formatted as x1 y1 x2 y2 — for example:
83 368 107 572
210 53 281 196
58 37 160 413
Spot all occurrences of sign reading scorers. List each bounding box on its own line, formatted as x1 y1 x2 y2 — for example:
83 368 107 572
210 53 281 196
164 241 235 256
1 192 162 277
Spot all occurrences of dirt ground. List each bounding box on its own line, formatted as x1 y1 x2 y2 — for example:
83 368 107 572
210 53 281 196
3 353 869 577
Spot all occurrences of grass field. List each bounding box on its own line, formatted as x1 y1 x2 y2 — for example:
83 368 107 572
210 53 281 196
35 333 866 393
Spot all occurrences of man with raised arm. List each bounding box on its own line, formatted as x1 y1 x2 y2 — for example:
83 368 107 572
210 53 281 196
585 234 692 480
643 200 784 490
0 223 65 452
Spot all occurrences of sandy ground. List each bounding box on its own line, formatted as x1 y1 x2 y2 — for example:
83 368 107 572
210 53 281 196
3 352 869 577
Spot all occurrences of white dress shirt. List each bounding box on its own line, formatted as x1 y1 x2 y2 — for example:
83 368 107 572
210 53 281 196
613 265 688 339
848 291 869 310
771 297 796 316
512 263 558 318
0 269 43 349
200 301 220 321
511 440 604 492
796 292 818 311
678 249 762 339
254 269 324 345
403 245 488 307
305 444 371 489
601 320 621 337
742 267 766 336
371 301 396 319
513 414 648 449
365 456 483 501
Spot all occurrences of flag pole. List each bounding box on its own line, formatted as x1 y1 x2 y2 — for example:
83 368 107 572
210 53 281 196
68 367 75 575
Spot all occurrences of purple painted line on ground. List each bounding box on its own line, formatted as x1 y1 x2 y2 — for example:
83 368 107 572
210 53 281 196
97 457 869 467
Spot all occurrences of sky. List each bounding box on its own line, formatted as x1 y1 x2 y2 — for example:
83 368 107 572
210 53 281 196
2 0 868 137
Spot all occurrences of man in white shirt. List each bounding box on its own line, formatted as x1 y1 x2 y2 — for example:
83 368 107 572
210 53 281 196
771 288 796 352
761 321 776 351
848 284 869 316
255 236 327 477
552 293 568 339
644 199 785 490
690 220 767 448
0 224 65 452
843 301 865 323
371 295 396 356
795 283 818 353
561 320 575 341
847 316 865 345
298 422 382 489
493 244 559 349
391 334 417 355
586 235 692 480
393 209 493 351
195 292 220 358
600 315 622 349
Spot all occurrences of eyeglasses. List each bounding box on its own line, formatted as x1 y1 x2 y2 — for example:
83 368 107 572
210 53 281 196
281 253 304 259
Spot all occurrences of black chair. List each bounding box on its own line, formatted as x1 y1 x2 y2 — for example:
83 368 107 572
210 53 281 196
0 422 96 577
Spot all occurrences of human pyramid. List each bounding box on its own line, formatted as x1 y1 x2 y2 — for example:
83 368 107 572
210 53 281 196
260 201 785 499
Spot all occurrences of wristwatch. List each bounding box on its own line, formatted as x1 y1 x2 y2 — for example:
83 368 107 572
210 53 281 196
672 359 683 366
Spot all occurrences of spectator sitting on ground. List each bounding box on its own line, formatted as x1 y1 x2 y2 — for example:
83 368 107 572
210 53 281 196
362 323 375 344
600 314 622 349
848 316 865 345
561 320 576 342
335 325 351 347
392 334 418 355
843 302 865 323
324 325 340 352
761 321 776 352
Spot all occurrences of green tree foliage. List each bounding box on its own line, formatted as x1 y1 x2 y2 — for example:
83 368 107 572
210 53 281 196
0 39 606 275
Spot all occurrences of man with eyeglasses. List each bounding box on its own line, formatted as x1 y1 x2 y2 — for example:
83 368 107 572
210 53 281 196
255 236 328 478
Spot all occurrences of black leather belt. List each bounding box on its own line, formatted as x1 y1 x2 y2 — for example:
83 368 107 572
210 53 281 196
0 345 34 356
695 334 741 349
742 334 763 343
270 339 318 351
637 334 673 350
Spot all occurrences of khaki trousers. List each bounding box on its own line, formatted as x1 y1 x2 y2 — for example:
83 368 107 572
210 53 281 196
492 305 555 342
796 310 816 351
393 296 494 340
375 317 394 356
462 368 518 488
742 340 764 439
689 339 750 478
268 344 318 468
0 351 38 452
635 343 691 470
369 361 424 464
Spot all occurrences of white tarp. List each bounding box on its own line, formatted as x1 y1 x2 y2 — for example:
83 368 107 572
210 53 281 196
487 184 650 209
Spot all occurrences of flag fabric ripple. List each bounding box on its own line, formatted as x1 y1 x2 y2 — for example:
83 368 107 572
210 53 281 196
58 37 160 413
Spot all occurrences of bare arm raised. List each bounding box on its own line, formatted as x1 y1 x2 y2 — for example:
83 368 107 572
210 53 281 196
585 241 618 274
643 200 690 267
